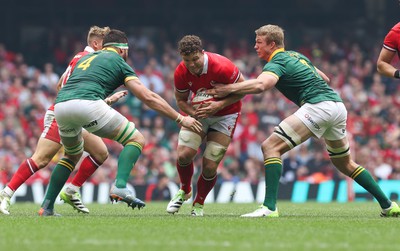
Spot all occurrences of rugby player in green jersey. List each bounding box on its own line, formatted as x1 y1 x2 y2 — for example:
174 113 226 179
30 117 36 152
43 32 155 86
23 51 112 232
207 24 400 218
38 29 202 216
0 26 115 216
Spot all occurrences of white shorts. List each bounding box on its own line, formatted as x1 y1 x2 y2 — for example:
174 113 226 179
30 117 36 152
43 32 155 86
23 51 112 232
294 101 347 140
54 99 126 138
199 113 239 138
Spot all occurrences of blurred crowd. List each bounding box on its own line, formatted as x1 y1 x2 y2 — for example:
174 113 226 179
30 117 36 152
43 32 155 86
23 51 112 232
1 27 400 194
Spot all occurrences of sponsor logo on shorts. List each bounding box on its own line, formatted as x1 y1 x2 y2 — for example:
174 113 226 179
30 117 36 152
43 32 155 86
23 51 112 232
83 120 98 129
304 114 320 130
60 128 75 133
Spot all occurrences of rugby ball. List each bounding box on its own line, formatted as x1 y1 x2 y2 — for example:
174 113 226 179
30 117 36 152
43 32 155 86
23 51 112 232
191 91 215 110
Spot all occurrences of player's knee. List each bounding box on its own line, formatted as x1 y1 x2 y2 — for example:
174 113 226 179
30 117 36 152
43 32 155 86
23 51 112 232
123 130 146 150
132 130 146 146
177 150 194 164
261 138 277 156
201 162 218 176
202 168 217 178
92 149 109 164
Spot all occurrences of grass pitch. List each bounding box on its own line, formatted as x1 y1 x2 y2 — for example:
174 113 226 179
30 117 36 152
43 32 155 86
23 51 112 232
0 201 397 251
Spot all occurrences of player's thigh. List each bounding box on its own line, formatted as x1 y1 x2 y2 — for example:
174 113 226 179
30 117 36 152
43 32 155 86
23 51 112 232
31 137 62 168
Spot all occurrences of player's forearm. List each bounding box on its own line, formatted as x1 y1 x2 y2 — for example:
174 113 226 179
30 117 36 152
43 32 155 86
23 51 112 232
377 61 399 78
230 79 268 95
177 100 195 117
138 91 180 121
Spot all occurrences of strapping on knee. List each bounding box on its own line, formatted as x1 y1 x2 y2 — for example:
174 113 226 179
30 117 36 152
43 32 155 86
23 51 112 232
203 141 227 162
326 143 350 159
273 121 301 149
178 130 202 150
114 120 137 145
64 141 84 155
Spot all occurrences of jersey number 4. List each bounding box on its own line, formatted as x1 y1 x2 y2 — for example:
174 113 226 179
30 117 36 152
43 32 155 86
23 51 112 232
77 55 98 71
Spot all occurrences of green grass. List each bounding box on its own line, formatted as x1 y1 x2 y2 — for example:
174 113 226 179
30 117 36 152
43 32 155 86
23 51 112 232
0 201 398 251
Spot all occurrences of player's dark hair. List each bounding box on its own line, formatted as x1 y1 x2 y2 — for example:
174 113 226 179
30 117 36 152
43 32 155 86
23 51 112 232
178 35 203 56
102 29 128 46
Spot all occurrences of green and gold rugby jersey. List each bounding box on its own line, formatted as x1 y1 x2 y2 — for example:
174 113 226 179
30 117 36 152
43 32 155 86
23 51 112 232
56 48 138 104
263 48 342 107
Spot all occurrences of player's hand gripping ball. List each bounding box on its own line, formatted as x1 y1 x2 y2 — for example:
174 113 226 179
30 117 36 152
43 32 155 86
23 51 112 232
191 91 216 110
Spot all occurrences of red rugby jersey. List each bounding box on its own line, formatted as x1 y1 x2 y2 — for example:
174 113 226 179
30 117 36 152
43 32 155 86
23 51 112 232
48 46 94 111
174 52 241 116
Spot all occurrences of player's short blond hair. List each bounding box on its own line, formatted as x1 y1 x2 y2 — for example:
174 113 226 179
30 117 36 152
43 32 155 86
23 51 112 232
255 25 285 48
87 26 111 45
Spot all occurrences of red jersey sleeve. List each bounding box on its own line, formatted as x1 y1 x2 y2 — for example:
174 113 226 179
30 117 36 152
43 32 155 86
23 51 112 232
383 22 400 52
174 63 190 93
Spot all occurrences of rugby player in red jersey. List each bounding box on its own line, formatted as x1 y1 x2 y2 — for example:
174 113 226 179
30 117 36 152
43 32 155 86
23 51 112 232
166 35 245 216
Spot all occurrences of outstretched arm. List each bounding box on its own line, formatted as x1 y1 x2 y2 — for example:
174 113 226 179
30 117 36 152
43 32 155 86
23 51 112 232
126 78 202 132
206 73 278 98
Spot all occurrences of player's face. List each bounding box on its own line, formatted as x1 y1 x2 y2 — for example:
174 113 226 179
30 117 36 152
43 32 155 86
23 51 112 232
182 51 204 75
254 35 272 61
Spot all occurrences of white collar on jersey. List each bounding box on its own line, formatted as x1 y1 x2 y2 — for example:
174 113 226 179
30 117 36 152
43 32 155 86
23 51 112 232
200 53 209 75
84 46 95 53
